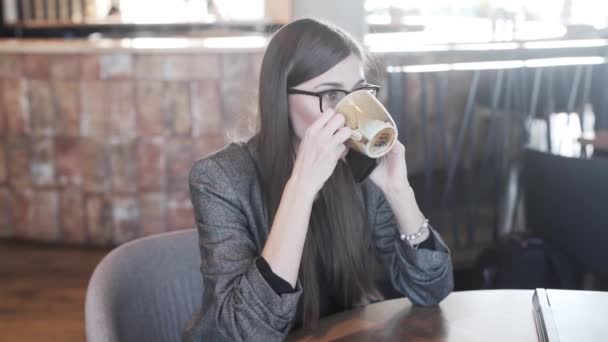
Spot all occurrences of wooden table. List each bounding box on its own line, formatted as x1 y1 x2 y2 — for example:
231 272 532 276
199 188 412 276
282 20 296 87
289 290 538 342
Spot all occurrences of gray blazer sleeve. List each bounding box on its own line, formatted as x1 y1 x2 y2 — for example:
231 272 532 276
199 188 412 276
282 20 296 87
372 188 454 306
189 159 302 342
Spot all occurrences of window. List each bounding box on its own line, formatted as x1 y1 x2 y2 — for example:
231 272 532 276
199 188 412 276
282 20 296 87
365 0 608 29
365 0 608 45
119 0 264 24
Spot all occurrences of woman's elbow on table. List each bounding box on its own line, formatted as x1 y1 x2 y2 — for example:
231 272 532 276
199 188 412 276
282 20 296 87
408 260 454 306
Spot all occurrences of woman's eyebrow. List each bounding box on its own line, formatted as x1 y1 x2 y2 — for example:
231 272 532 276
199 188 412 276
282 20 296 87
352 79 366 89
313 82 344 90
313 78 366 90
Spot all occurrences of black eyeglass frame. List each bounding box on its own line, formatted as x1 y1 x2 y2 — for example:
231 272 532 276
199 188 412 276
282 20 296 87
287 84 381 112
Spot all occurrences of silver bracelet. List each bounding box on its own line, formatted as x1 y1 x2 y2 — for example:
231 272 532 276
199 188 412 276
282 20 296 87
400 219 429 243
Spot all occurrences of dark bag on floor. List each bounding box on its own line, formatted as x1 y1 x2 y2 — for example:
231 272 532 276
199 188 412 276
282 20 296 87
474 234 580 289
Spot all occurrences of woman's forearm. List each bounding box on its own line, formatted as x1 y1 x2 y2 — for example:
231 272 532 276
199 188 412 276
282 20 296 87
261 176 314 287
383 185 430 245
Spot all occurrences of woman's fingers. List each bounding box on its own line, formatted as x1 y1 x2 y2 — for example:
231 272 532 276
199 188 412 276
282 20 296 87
302 111 351 163
308 109 336 133
322 113 346 137
391 141 405 156
331 126 352 145
336 143 347 155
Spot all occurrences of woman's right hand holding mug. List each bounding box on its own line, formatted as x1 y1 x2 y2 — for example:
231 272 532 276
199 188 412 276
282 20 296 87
290 109 351 199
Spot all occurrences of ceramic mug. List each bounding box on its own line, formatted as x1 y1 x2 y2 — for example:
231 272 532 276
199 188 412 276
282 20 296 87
334 89 398 158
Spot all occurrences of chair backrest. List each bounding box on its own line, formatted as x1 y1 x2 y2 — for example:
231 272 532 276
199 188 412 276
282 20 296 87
523 149 608 274
85 229 202 342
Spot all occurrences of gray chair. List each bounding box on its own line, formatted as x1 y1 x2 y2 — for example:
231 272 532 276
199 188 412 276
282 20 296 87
85 229 203 342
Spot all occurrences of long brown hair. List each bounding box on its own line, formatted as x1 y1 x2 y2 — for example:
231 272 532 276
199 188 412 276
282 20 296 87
255 18 382 327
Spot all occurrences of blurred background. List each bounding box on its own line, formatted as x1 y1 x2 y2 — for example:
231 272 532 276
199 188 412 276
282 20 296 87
1 0 607 341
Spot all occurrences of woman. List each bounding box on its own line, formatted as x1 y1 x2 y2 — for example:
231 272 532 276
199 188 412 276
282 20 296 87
185 18 453 342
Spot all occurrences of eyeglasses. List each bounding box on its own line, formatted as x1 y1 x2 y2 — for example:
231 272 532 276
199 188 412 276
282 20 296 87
287 84 380 112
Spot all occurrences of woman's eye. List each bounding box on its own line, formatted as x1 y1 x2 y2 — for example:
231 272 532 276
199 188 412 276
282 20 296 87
324 90 343 102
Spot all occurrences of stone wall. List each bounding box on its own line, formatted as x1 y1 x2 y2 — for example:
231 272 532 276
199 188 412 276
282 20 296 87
0 41 487 246
0 49 263 245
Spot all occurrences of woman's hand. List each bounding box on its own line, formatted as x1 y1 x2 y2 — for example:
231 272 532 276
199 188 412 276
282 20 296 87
369 140 428 238
290 109 351 199
369 140 409 195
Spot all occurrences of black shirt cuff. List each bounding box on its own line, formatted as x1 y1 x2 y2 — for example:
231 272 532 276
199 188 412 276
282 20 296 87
256 256 297 295
415 231 436 250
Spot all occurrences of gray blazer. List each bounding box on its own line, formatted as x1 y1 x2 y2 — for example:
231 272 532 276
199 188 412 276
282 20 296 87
184 140 453 342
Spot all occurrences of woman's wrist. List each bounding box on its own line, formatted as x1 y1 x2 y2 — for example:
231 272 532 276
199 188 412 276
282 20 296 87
381 179 412 204
262 174 315 287
382 182 427 237
401 221 431 246
287 173 318 203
